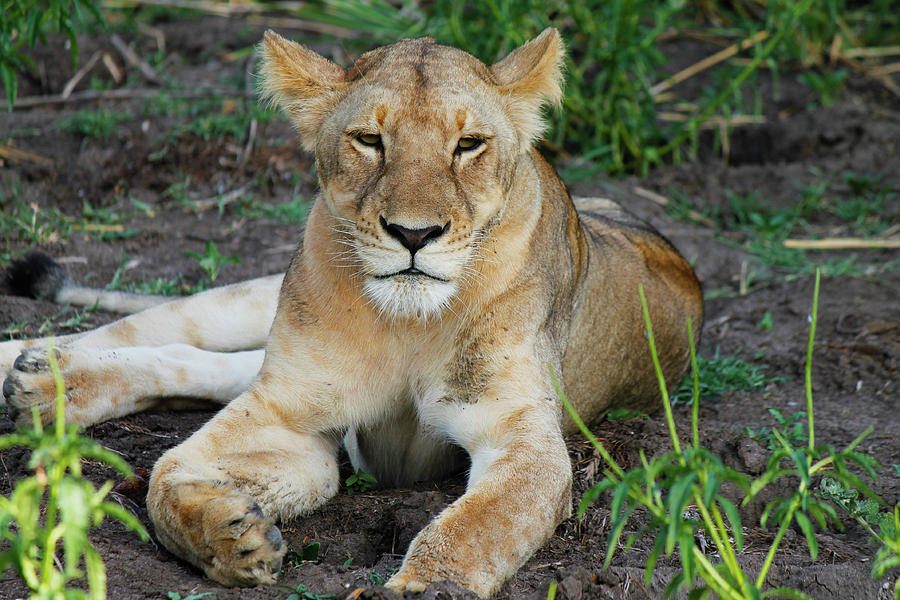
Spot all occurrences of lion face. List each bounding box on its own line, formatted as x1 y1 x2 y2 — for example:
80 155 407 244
260 31 564 319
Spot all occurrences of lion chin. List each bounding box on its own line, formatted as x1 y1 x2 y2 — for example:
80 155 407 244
363 273 457 320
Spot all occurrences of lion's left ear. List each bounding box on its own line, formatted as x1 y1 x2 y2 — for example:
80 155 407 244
490 28 565 149
258 30 349 152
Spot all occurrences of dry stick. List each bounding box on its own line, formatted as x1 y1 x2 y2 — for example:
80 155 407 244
61 51 102 98
138 23 166 54
102 0 302 16
783 238 900 250
189 184 252 212
650 30 770 97
842 45 900 59
656 112 765 127
110 34 164 86
870 63 900 77
101 52 124 83
14 87 254 109
235 117 258 174
632 186 717 228
246 15 362 38
0 144 54 165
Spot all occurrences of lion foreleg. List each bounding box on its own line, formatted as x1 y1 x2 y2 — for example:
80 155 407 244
147 380 345 586
388 401 572 597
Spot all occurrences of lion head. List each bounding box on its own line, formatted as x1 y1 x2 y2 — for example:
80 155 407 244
259 29 564 319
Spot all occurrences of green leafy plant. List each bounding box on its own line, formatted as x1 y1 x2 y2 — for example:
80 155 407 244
818 478 900 598
345 469 377 495
166 592 213 600
672 348 775 404
368 565 398 586
59 109 130 140
185 240 240 284
561 271 886 598
287 541 321 566
798 69 848 107
0 0 106 109
0 342 149 598
744 407 808 450
282 583 333 600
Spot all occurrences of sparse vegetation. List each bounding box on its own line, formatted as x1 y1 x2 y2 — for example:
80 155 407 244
0 342 148 598
185 240 240 284
562 273 893 598
672 348 776 404
59 108 131 139
345 469 377 495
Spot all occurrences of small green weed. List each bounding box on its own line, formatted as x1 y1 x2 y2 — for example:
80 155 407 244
606 408 648 421
282 583 333 600
287 541 321 566
672 348 776 404
166 592 213 600
744 407 808 450
369 565 398 586
185 240 241 284
798 69 849 107
0 341 149 598
107 254 196 296
183 104 276 141
235 196 312 225
60 109 131 139
818 478 900 597
345 469 377 495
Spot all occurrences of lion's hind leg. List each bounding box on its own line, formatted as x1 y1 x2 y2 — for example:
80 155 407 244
3 344 264 426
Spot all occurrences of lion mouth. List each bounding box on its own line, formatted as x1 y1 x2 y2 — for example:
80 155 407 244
374 268 449 283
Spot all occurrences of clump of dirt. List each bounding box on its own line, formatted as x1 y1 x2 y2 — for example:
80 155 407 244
1 16 898 600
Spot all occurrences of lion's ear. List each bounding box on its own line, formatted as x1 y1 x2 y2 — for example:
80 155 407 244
490 27 565 149
258 30 348 152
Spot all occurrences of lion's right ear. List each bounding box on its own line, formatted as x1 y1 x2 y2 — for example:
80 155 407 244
489 28 565 150
258 30 348 152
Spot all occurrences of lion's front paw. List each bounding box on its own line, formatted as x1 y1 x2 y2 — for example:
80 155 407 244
198 494 286 586
3 348 61 425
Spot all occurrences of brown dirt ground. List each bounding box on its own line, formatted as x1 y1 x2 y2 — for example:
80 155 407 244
1 15 898 600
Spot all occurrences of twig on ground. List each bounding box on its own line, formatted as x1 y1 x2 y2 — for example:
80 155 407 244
236 117 258 173
633 186 717 228
13 87 254 109
61 51 102 98
657 112 765 127
869 63 900 77
841 45 900 59
0 144 54 165
101 52 124 83
783 238 900 250
246 15 361 38
651 30 770 96
110 34 164 86
138 23 166 54
188 184 251 212
102 0 302 16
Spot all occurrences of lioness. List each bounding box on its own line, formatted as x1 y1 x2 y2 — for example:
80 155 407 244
1 29 702 597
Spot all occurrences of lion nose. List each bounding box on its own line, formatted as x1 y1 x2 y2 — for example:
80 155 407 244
380 217 449 254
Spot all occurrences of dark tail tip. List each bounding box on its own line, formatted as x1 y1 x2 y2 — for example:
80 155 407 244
4 250 74 300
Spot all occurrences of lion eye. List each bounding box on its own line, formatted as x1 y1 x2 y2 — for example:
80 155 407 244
456 137 483 152
356 133 381 147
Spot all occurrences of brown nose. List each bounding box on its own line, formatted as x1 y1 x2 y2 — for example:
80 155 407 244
380 217 449 254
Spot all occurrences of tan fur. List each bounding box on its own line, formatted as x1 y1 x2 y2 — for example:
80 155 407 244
141 29 703 598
